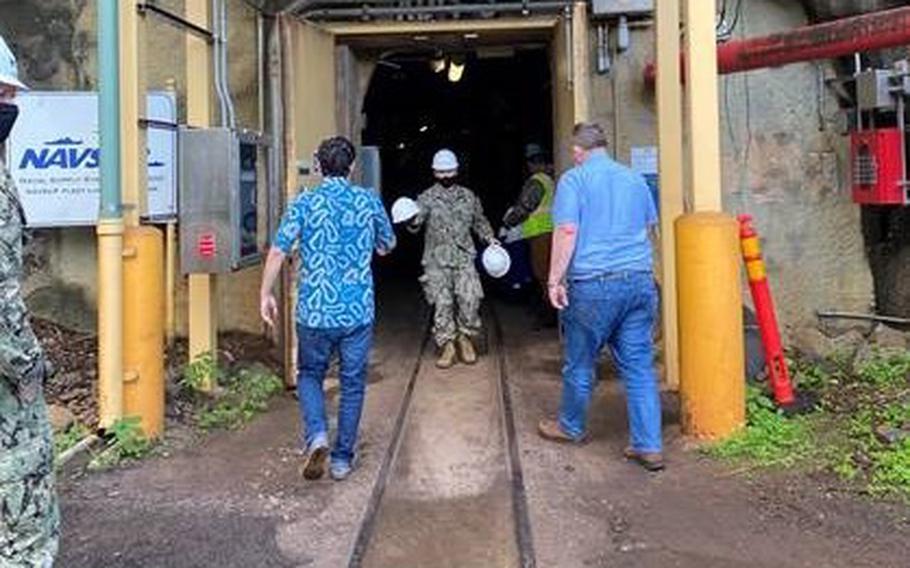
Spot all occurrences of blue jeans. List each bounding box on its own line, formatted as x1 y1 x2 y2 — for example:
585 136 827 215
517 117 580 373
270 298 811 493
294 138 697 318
559 272 662 453
297 324 373 464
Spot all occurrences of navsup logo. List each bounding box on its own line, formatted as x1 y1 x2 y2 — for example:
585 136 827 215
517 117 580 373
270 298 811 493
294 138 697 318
18 137 100 170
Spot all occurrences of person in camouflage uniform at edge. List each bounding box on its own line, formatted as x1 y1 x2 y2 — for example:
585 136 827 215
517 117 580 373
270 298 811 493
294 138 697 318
0 35 60 568
409 149 498 369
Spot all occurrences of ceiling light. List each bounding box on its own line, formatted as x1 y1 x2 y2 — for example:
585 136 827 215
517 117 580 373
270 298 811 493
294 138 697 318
448 60 465 83
430 57 446 74
419 125 429 133
413 35 429 41
464 33 479 40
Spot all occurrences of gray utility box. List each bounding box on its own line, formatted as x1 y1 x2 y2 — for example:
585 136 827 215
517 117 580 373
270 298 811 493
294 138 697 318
857 69 896 111
353 145 381 194
591 0 653 17
179 127 265 274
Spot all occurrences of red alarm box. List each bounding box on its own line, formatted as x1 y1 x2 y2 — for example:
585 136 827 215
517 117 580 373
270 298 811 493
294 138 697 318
851 128 906 205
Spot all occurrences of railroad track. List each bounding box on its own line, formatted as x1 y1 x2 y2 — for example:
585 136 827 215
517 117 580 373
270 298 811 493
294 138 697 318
347 306 536 567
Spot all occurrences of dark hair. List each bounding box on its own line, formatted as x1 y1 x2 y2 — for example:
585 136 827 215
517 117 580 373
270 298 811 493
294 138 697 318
316 136 356 177
571 122 608 150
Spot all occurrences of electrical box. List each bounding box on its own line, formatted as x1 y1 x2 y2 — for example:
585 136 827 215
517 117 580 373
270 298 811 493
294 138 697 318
591 0 652 17
179 128 266 274
851 128 906 205
353 146 382 194
856 69 895 111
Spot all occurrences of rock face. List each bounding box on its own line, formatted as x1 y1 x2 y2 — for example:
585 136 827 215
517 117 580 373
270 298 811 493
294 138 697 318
801 0 907 22
47 404 76 433
870 324 909 351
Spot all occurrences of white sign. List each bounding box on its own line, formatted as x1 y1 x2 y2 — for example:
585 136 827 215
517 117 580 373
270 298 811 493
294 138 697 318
146 94 178 221
630 145 658 175
5 91 177 227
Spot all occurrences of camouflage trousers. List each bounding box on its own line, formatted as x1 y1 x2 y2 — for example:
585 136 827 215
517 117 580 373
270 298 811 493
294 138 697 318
420 264 484 347
1 417 60 568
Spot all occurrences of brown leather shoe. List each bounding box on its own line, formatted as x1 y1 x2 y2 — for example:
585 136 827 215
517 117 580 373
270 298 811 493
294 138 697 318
623 447 665 472
302 445 328 480
537 418 584 444
456 335 477 365
436 342 457 369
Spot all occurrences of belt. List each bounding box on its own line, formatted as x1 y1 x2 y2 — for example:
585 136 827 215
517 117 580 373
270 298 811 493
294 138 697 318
568 270 651 283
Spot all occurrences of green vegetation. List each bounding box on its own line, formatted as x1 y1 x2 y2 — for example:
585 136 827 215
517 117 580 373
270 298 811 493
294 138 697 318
707 386 814 468
195 366 284 430
88 416 153 470
707 348 910 500
182 351 220 392
180 353 284 431
54 422 91 457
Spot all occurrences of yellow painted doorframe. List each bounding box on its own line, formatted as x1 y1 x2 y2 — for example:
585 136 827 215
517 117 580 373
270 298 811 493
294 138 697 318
656 0 684 390
186 0 218 389
281 13 585 379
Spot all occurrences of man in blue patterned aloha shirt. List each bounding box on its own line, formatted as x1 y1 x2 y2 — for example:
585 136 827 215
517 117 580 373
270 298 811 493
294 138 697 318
260 136 396 481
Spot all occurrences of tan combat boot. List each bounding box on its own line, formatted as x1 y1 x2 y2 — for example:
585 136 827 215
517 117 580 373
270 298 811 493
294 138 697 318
456 335 477 365
436 342 457 369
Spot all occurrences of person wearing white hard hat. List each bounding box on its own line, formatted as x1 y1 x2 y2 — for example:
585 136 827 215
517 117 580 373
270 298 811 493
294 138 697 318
0 34 61 567
408 149 498 369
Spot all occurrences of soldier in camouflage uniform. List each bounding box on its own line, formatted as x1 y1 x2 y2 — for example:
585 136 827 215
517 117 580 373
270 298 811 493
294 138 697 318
0 36 60 568
409 149 497 368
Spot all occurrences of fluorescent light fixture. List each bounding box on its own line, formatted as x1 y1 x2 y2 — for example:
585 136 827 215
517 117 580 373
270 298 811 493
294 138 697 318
448 60 465 83
464 32 480 40
430 57 446 73
419 125 429 133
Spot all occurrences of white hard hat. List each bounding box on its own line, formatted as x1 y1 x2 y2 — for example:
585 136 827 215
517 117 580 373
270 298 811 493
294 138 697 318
432 149 459 172
391 197 420 224
482 244 511 278
0 36 27 90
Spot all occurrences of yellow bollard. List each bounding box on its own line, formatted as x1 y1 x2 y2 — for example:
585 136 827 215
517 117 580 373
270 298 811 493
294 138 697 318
675 212 745 440
123 226 166 438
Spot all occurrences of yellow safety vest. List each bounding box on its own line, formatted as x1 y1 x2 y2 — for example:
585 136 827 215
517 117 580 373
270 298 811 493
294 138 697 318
521 172 555 239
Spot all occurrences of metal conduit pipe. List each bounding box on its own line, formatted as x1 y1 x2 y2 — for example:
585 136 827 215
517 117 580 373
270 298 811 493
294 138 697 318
643 5 910 84
300 1 570 20
220 0 237 129
212 0 229 127
97 0 125 429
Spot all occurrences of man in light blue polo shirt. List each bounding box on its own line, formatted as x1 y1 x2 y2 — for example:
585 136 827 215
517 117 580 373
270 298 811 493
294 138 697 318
538 122 664 471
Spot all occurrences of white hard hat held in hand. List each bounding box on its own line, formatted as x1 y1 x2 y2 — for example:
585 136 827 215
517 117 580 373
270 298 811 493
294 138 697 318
432 149 459 173
482 244 511 279
0 35 27 90
391 197 420 224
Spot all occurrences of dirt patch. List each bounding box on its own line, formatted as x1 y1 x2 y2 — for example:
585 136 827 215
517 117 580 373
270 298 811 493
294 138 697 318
34 318 99 426
33 318 282 429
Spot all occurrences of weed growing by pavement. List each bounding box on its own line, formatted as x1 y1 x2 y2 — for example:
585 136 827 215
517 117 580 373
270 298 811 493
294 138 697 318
88 416 153 470
193 366 284 431
53 422 90 457
182 351 222 393
708 348 910 500
178 352 283 431
707 386 814 468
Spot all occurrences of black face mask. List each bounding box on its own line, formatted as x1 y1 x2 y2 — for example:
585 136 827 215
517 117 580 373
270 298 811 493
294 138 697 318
0 103 19 145
438 177 457 188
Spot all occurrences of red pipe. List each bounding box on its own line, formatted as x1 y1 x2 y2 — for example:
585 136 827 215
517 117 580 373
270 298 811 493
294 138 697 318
644 6 910 85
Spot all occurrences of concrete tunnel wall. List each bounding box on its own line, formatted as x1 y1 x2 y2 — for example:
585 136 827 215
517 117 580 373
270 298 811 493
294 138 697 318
0 0 886 346
590 0 873 342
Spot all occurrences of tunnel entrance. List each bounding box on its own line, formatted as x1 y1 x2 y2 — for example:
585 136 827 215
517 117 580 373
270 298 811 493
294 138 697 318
355 41 554 285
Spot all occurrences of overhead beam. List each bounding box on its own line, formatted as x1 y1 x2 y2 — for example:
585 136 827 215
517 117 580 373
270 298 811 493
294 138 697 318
325 16 558 36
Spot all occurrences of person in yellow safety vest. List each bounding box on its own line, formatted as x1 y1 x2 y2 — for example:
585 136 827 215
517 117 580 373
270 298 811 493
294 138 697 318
502 144 558 327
